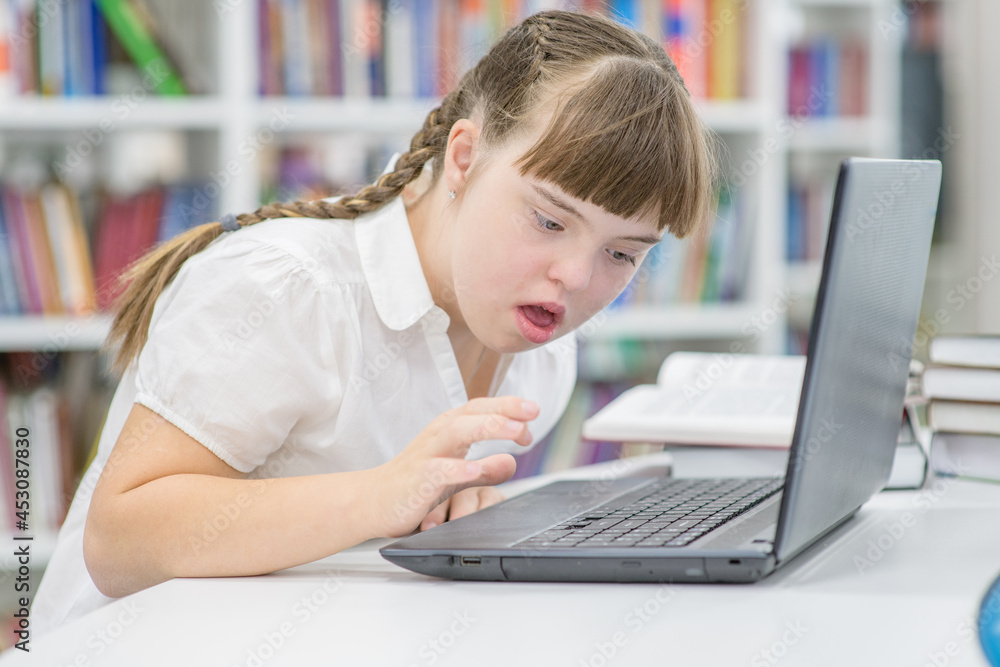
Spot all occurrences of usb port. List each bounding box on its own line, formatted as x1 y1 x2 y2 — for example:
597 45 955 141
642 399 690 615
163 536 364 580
459 556 482 566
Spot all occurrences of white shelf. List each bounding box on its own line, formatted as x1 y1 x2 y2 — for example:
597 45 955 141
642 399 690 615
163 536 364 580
695 100 766 134
255 97 438 134
793 0 881 7
788 117 875 152
0 97 229 130
0 315 113 352
584 303 765 341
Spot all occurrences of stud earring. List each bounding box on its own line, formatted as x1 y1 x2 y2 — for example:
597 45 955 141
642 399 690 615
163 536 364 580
448 190 456 199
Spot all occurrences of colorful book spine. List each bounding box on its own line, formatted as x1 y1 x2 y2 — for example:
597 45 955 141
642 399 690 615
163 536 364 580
0 381 15 533
601 187 747 309
707 0 740 99
0 196 21 314
0 180 214 314
788 38 869 118
94 0 187 95
252 0 750 101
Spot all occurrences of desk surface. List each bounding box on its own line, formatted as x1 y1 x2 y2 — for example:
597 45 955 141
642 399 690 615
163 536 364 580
9 448 1000 667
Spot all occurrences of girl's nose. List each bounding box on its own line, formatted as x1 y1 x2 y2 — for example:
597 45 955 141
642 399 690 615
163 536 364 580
548 252 595 294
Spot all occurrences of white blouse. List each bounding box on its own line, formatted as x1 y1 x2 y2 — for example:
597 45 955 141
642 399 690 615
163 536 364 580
32 189 578 635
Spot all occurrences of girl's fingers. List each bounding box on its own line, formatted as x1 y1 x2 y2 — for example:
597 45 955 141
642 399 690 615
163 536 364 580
460 396 540 419
468 453 517 488
425 409 537 459
429 397 539 435
420 498 450 531
446 487 483 522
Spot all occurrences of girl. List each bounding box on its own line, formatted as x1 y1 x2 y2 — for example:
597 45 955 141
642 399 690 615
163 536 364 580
33 9 715 633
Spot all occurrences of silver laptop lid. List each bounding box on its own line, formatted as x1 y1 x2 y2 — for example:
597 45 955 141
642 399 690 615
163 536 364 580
774 158 941 562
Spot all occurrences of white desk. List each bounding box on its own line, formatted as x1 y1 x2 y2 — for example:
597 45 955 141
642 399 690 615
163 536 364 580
7 448 1000 667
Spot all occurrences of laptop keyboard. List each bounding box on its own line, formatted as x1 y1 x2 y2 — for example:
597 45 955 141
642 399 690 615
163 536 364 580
514 477 784 549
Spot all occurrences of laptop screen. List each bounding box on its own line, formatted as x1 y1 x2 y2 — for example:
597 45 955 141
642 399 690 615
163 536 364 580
774 158 942 562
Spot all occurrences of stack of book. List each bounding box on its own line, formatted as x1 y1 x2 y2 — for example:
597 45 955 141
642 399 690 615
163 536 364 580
923 335 1000 483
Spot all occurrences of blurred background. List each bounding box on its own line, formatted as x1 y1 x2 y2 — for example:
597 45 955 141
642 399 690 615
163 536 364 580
0 0 995 631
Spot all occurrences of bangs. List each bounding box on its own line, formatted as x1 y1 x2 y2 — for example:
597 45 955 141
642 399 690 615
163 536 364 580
513 58 714 238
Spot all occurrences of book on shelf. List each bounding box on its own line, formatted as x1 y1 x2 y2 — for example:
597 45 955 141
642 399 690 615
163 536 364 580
786 168 836 263
257 0 749 99
788 36 867 118
95 0 187 95
0 352 116 535
607 186 751 309
1 185 94 316
922 334 1000 483
3 0 201 97
259 135 403 203
0 180 212 316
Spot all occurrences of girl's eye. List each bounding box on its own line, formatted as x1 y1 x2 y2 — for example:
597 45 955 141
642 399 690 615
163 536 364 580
532 210 564 232
609 250 637 267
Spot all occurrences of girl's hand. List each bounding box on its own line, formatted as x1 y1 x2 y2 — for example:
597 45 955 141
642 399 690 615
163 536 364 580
367 396 538 539
419 486 506 531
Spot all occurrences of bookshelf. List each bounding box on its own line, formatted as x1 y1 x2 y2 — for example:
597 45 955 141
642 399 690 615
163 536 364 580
781 0 904 353
0 0 909 567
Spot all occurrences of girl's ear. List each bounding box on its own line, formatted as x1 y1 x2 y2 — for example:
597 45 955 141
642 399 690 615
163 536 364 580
443 118 481 197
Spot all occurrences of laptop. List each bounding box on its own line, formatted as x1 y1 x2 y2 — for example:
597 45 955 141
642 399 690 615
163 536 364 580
381 158 942 583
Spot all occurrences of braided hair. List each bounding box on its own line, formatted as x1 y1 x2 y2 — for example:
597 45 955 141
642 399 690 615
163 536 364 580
105 10 716 376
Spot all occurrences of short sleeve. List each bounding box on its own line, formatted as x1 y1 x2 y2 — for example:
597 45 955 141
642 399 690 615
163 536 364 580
133 236 342 473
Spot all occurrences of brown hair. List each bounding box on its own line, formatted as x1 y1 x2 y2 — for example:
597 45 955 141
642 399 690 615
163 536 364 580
105 9 717 377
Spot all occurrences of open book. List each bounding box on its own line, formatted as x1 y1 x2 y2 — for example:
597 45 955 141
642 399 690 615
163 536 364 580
581 352 806 448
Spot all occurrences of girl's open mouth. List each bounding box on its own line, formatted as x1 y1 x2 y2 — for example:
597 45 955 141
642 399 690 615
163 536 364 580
514 304 563 344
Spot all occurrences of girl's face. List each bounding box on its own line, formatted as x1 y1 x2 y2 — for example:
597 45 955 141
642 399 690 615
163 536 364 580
448 137 663 353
